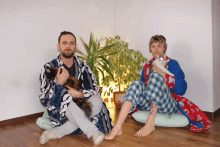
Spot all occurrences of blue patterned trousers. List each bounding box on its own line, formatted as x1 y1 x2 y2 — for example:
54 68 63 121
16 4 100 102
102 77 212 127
123 72 179 115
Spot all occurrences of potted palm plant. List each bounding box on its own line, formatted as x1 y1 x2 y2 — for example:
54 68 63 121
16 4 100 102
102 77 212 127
76 32 116 87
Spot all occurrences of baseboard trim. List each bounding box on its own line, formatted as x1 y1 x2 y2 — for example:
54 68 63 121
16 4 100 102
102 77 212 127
204 108 220 120
0 112 43 127
0 108 219 127
203 111 213 120
214 108 220 118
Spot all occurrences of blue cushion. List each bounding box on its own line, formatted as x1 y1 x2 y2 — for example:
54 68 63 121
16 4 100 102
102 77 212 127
36 108 53 130
36 117 53 130
132 111 189 127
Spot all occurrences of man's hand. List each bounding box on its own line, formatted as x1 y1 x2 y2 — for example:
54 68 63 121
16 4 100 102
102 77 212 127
66 85 84 98
152 65 166 79
56 68 69 85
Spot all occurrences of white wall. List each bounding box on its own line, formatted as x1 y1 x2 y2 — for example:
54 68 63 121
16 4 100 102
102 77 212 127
0 0 115 121
116 0 213 112
212 0 220 112
0 0 218 122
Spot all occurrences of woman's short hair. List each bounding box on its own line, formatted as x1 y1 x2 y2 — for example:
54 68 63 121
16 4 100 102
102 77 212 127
149 35 167 53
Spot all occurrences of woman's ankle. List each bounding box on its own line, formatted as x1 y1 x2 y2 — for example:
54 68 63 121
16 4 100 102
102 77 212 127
113 124 122 129
146 117 155 126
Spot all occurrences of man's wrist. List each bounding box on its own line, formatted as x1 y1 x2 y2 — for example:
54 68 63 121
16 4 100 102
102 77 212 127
79 91 84 98
56 82 63 85
75 91 84 98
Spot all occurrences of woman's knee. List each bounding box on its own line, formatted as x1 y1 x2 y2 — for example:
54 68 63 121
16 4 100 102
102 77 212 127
149 72 165 83
129 80 144 88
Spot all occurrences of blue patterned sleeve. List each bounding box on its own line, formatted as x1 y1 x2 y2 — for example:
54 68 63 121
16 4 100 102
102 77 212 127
81 64 100 100
48 84 65 109
39 63 55 107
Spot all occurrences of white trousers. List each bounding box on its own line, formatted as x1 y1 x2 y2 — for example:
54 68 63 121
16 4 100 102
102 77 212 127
54 95 103 138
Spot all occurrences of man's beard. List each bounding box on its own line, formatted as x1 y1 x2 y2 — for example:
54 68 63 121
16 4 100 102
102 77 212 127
61 50 75 58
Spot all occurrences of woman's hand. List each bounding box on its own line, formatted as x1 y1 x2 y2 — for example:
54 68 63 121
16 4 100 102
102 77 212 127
152 65 166 79
56 68 69 85
145 80 150 87
66 85 84 98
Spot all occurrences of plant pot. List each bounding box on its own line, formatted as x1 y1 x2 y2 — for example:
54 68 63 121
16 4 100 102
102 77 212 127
113 91 126 109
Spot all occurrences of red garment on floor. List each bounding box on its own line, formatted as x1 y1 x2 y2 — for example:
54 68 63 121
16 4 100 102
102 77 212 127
172 93 211 133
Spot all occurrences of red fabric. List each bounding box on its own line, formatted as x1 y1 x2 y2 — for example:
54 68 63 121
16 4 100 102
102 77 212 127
143 56 175 89
127 108 139 118
172 93 211 133
165 73 175 89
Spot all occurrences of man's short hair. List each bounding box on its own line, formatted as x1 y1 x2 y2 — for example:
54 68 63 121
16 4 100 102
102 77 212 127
149 35 167 53
58 31 76 44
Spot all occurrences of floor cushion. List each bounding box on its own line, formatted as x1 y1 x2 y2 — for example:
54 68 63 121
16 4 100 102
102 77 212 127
36 117 53 130
132 110 189 127
36 108 53 130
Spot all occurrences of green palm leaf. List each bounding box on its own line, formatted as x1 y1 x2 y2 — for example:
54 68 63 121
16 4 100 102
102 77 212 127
89 32 93 49
98 43 116 53
76 32 115 86
79 36 91 57
97 56 110 65
96 66 105 81
93 67 99 85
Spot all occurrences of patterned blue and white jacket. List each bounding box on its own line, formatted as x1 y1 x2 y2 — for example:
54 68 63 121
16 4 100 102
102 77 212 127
39 54 113 134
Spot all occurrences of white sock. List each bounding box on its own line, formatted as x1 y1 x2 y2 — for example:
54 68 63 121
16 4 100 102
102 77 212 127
39 129 58 144
92 130 105 146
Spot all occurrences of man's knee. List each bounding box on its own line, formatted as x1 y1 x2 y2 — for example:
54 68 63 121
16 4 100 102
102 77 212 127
87 95 103 117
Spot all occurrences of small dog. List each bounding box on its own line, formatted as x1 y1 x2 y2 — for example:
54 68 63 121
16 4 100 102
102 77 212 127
44 66 92 118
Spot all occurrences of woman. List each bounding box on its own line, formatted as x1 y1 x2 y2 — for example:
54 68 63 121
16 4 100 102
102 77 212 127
105 35 187 139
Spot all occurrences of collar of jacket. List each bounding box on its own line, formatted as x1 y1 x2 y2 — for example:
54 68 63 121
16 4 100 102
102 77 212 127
56 54 82 68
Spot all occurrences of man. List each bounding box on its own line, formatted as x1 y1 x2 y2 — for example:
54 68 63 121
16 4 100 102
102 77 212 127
39 31 113 145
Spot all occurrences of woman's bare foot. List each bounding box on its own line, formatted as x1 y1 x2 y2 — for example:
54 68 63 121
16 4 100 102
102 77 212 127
104 126 122 140
135 123 155 137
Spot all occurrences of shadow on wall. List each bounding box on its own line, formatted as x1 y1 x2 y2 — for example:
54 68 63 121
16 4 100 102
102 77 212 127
170 43 208 101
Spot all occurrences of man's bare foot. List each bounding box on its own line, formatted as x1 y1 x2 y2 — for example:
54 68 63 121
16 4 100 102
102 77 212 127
135 123 155 137
104 126 122 140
